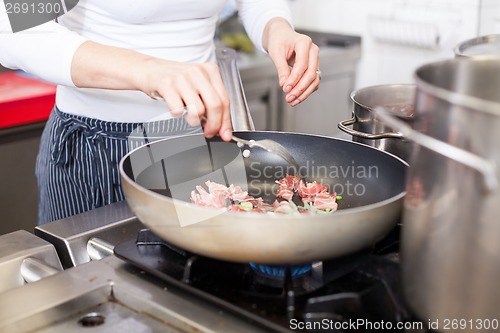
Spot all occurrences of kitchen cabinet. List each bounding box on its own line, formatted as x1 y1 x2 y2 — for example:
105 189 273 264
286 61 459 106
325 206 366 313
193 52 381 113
0 122 45 235
0 72 55 235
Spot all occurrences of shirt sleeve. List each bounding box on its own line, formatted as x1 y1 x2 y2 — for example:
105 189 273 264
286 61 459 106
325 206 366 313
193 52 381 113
0 1 87 86
235 0 293 53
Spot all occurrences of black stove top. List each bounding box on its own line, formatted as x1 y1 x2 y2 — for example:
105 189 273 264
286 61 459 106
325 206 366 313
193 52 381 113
114 227 426 332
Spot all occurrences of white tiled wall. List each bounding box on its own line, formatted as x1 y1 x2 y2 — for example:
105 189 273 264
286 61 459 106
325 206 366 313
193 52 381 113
287 0 500 88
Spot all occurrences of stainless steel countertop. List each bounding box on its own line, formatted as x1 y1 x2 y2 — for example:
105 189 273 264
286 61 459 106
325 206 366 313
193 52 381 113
0 255 274 333
0 230 63 293
34 201 144 268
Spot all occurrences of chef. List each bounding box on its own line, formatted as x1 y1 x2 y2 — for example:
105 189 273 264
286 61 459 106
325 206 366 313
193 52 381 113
0 0 320 225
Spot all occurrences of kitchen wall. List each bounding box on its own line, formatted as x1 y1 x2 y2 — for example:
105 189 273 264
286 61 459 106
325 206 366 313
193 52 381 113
287 0 500 88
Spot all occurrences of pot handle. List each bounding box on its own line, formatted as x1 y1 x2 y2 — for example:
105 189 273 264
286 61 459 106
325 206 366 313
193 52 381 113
338 116 404 139
374 107 498 193
216 48 255 132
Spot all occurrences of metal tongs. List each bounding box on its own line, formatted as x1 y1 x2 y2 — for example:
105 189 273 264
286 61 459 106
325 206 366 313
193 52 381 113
152 48 301 175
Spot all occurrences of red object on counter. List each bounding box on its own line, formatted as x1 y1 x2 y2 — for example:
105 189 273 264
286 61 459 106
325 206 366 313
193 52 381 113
0 72 56 128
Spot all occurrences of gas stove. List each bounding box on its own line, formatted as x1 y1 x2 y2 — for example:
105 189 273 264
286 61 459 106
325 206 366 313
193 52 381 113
111 227 424 333
2 202 430 333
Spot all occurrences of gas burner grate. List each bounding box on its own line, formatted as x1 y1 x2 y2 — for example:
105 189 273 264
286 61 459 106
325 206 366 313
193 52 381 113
114 227 429 332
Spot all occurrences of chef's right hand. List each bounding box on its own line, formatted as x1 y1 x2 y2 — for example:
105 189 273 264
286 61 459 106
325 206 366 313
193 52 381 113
139 58 233 141
71 41 232 141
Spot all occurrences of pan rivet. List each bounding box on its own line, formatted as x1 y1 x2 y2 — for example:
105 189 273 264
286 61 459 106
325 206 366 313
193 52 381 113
243 149 251 158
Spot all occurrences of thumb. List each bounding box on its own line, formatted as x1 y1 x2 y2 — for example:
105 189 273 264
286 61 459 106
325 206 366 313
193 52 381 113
270 52 291 87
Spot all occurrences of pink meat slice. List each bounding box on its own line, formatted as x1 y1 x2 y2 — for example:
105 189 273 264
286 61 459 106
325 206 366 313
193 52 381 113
191 175 338 214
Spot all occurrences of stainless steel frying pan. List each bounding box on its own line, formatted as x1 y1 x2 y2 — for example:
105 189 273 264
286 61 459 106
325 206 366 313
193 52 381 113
118 49 407 264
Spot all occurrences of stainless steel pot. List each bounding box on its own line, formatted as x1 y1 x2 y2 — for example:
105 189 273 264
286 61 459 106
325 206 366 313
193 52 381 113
375 57 500 330
454 34 500 57
338 84 415 162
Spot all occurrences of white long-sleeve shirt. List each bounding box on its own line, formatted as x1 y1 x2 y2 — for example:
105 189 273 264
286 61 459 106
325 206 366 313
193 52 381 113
0 0 291 122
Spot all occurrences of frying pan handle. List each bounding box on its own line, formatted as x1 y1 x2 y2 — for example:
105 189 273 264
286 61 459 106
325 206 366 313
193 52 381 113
374 107 498 193
216 48 255 131
338 116 404 139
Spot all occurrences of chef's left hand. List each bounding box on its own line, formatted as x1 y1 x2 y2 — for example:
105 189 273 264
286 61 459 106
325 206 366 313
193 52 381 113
263 18 320 107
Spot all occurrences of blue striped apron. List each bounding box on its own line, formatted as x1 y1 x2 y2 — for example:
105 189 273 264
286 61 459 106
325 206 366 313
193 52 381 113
36 106 200 225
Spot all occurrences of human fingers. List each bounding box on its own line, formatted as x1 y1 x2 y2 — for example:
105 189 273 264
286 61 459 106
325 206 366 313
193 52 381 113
289 74 320 107
218 101 232 142
286 43 320 105
281 34 313 94
172 73 206 128
163 65 227 138
178 64 230 139
150 62 228 139
269 48 292 88
202 63 232 141
155 89 186 118
149 63 202 121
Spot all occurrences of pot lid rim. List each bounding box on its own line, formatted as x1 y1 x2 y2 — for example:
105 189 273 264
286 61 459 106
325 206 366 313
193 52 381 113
350 84 416 118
